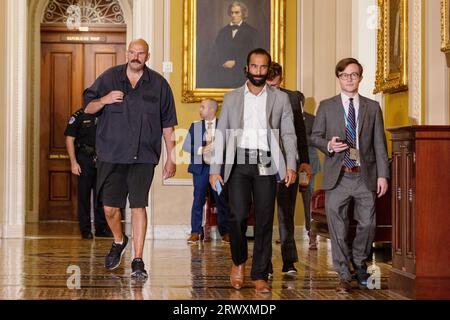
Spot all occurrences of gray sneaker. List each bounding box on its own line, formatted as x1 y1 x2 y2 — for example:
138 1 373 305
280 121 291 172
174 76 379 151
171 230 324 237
104 234 128 270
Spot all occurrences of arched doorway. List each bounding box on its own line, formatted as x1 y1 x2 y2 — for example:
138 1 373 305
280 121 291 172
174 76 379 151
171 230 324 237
38 0 128 220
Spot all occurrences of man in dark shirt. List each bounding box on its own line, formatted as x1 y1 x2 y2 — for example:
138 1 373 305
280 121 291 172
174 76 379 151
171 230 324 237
84 39 177 279
266 62 312 276
64 108 112 240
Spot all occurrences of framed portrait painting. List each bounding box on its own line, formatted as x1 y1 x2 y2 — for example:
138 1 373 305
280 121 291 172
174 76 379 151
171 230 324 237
441 0 450 64
182 0 285 102
374 0 408 94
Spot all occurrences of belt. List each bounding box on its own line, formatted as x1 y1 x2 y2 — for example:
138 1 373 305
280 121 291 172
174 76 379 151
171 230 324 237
239 148 271 157
78 144 96 157
341 166 361 173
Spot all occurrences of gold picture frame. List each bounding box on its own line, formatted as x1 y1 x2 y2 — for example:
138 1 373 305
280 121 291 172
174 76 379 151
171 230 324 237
182 0 285 103
374 0 408 94
441 0 450 62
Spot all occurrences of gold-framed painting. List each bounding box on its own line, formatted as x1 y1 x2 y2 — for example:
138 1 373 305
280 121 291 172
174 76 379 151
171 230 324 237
374 0 408 94
182 0 285 103
441 0 450 54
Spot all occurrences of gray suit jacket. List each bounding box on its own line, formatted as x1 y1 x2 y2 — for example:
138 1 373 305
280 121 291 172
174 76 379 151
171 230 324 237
210 84 298 183
310 94 389 191
304 112 321 174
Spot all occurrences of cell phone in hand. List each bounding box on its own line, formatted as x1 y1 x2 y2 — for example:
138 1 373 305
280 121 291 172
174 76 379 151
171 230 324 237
336 138 347 144
215 180 223 195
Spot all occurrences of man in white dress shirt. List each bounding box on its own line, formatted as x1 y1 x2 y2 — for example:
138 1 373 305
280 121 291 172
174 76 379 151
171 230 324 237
209 48 298 294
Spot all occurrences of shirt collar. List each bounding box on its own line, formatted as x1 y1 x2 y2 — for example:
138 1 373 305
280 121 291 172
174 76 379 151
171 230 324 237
341 92 359 107
119 63 151 82
244 81 267 97
205 117 217 125
230 21 243 27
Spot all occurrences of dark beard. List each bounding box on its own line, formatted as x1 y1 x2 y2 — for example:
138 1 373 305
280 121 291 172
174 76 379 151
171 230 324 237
246 71 268 87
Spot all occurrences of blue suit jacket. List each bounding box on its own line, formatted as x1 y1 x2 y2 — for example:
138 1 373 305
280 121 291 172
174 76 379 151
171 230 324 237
182 119 218 175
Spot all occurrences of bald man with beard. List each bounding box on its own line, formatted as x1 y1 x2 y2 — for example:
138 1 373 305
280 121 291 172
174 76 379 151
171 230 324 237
84 39 178 279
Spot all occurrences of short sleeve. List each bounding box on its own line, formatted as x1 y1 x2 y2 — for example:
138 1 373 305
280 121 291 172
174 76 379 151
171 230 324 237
160 79 178 128
83 77 104 110
64 111 82 137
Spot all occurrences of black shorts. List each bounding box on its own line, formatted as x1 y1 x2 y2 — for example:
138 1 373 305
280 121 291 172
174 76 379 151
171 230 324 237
96 161 155 209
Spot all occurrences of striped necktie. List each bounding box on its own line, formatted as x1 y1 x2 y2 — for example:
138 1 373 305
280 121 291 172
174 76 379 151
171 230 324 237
343 98 357 168
203 121 213 164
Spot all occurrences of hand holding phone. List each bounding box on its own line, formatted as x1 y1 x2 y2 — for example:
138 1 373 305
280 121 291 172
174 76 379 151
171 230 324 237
331 136 350 153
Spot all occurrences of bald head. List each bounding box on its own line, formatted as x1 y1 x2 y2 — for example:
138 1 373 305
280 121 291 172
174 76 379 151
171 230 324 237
128 39 149 53
203 99 218 112
199 99 218 120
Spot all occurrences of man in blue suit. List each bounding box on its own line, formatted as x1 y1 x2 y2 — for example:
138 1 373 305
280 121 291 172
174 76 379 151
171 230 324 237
183 99 230 244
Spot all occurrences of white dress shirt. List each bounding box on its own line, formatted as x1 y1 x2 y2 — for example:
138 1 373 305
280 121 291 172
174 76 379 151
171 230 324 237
237 83 269 151
197 117 217 155
230 21 243 38
341 92 360 150
327 93 361 158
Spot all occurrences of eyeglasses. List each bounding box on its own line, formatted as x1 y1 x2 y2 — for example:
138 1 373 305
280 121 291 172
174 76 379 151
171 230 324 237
338 72 360 80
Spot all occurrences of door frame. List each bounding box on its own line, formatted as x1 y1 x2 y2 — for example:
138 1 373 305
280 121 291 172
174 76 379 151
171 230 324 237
27 0 132 223
39 25 127 221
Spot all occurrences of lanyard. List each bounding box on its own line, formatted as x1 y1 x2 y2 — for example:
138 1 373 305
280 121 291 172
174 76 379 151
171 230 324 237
342 103 357 138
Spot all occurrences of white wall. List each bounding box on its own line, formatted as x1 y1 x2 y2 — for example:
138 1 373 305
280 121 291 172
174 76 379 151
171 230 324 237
299 0 353 114
0 0 6 237
425 0 449 125
1 0 27 238
352 0 377 100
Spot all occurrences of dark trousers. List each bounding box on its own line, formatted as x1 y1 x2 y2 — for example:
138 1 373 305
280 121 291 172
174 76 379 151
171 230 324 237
301 181 313 231
276 179 299 265
228 163 277 280
77 152 107 233
191 166 229 235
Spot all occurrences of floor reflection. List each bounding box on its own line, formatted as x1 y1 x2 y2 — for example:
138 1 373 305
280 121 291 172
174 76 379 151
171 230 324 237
0 222 408 300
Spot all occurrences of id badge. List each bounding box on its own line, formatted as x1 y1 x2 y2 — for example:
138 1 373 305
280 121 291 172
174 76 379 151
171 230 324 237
350 148 359 161
257 163 270 176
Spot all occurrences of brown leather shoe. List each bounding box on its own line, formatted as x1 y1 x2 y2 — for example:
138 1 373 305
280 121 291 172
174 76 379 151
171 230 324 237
253 280 271 294
308 232 318 250
336 279 352 294
187 232 200 244
230 263 245 289
221 233 230 243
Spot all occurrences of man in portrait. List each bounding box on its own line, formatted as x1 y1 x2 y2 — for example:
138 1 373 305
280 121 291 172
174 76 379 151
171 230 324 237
208 1 263 88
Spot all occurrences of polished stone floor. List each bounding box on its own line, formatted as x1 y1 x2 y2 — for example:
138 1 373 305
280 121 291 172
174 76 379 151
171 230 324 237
0 222 408 300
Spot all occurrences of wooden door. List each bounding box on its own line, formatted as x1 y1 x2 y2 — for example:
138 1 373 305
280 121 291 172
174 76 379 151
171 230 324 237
40 43 84 220
40 36 126 221
84 44 126 87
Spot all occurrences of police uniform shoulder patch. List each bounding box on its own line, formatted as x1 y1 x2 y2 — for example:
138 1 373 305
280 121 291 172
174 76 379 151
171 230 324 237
68 116 76 125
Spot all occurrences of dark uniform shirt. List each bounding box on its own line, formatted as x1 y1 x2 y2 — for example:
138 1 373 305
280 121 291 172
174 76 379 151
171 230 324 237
64 108 98 153
83 64 178 164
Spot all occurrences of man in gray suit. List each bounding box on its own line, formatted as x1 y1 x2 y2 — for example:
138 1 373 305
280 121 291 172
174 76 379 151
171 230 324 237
209 48 298 294
310 58 389 293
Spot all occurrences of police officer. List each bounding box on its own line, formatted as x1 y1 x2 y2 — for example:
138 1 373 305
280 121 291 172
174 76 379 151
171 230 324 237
64 108 113 239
